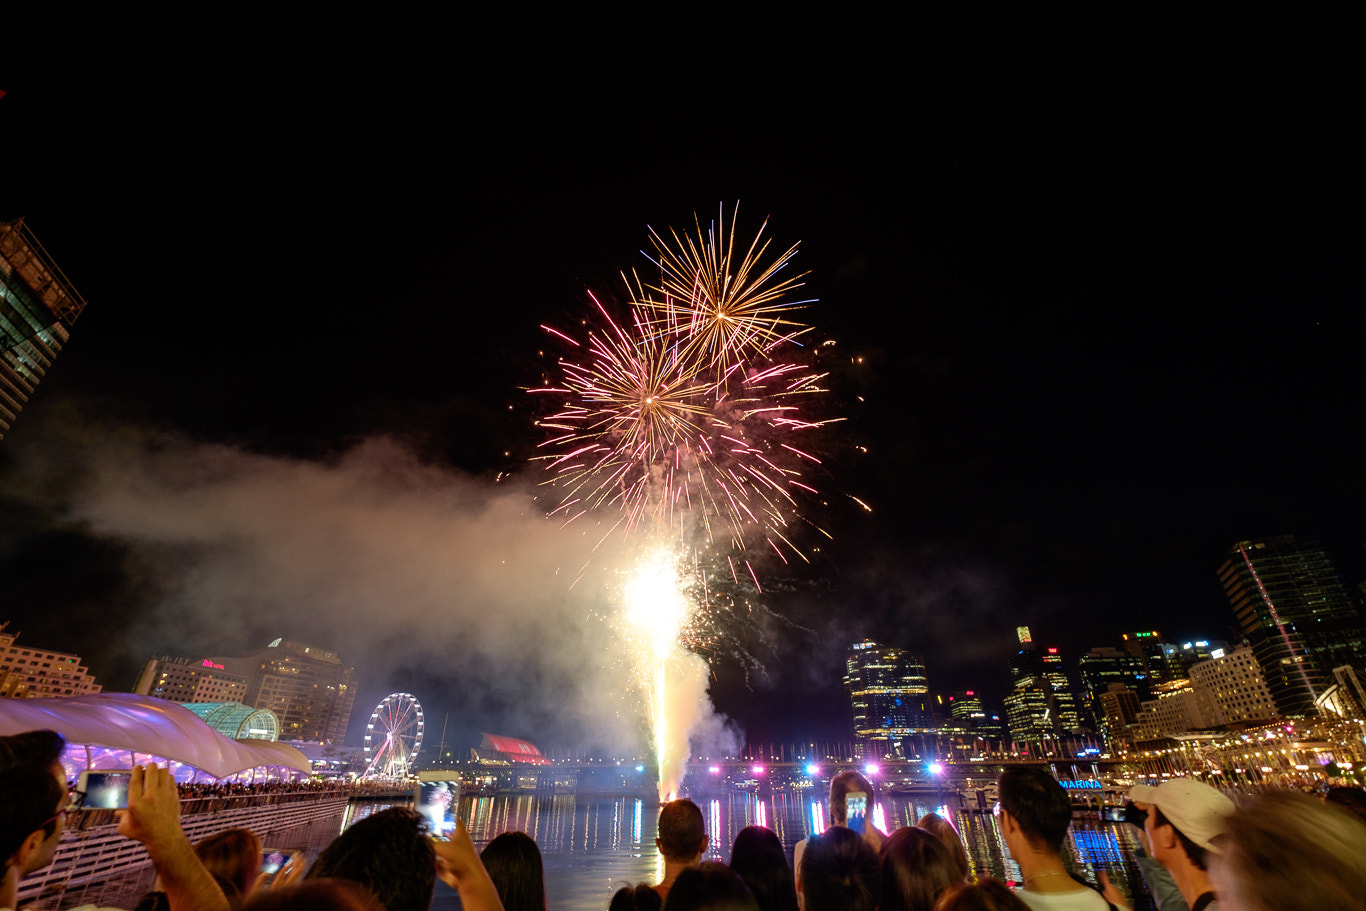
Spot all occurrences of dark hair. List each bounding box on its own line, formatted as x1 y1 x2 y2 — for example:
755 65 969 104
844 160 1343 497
306 807 435 911
1218 790 1366 911
997 767 1071 851
1151 807 1208 871
195 827 263 898
479 831 545 911
800 826 879 911
608 882 663 911
657 798 707 860
1324 786 1366 824
0 730 67 865
933 879 1031 911
880 826 959 911
729 825 797 911
667 861 759 911
829 770 874 826
242 878 385 911
917 813 970 882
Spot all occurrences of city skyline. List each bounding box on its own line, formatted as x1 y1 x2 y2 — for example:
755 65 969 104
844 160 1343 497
0 559 1355 755
1 15 1364 751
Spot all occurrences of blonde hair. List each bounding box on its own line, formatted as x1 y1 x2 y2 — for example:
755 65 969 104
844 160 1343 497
1216 791 1366 911
918 813 971 881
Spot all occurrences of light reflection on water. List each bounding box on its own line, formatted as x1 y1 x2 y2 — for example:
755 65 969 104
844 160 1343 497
437 792 1154 911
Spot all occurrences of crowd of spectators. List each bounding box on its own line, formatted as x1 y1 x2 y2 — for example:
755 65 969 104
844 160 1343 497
4 728 1366 911
175 779 348 799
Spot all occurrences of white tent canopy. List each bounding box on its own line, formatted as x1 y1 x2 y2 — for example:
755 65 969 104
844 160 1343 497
0 693 311 780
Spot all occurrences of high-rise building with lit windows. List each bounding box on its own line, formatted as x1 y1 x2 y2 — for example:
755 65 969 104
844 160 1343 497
1005 626 1062 749
0 219 88 440
1218 536 1366 717
1121 631 1180 684
0 623 101 698
133 655 248 705
844 640 931 758
1040 645 1083 733
1187 646 1277 725
240 639 357 743
948 690 985 728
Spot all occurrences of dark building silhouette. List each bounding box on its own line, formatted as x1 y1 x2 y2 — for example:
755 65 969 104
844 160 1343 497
1077 647 1150 747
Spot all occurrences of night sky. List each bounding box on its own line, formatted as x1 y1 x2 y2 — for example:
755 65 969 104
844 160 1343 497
2 13 1363 754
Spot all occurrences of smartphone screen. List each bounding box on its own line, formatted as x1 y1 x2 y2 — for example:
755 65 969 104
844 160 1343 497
845 791 868 835
415 780 458 837
79 770 133 810
261 850 293 875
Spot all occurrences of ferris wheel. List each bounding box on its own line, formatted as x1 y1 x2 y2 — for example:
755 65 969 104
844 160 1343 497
362 692 424 779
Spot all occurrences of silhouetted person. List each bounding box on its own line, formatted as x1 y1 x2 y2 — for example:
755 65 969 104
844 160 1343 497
730 825 797 911
241 879 384 911
934 879 1032 911
479 831 545 911
798 826 878 911
667 861 760 911
608 882 663 911
918 813 971 883
880 826 960 911
653 798 709 901
306 807 435 911
793 769 887 904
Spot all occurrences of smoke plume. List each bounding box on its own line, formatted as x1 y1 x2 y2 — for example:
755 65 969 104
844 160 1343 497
0 408 741 758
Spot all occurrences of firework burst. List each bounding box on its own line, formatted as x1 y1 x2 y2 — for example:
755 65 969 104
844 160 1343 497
534 207 839 800
533 207 837 564
637 202 815 375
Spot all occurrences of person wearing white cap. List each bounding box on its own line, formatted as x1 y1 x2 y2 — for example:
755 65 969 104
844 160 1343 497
1103 779 1233 911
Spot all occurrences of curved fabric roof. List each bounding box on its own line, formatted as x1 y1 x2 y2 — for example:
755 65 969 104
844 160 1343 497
0 693 310 779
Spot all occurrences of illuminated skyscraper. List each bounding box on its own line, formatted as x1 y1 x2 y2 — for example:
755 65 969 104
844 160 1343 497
844 640 931 758
1040 645 1083 733
1218 536 1366 717
0 219 88 440
1004 627 1085 750
948 690 985 728
240 639 357 743
1095 684 1140 749
1004 627 1055 749
1121 630 1179 684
